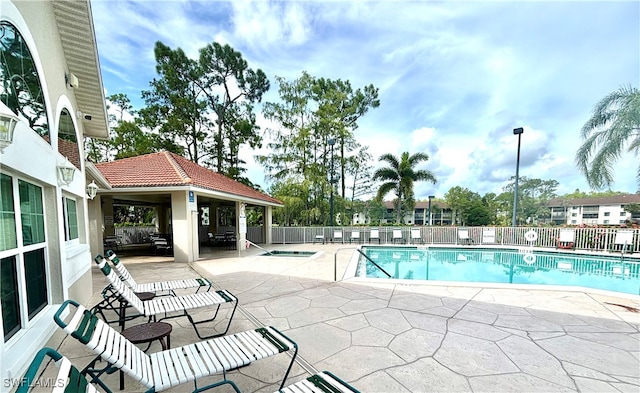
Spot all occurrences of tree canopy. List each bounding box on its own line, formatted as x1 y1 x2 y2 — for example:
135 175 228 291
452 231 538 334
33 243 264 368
373 152 437 223
576 85 640 190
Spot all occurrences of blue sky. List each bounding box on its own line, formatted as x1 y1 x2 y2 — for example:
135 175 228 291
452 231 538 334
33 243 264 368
90 0 640 200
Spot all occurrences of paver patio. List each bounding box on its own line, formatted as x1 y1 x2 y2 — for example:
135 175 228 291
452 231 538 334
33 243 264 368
35 244 639 392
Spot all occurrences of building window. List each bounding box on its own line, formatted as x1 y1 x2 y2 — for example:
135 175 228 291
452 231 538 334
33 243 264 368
620 220 627 224
571 220 577 224
1 174 48 342
58 109 80 169
604 212 610 217
572 213 577 217
621 212 627 216
604 220 609 224
19 180 45 245
1 255 20 341
0 21 50 141
63 197 78 240
24 248 47 318
0 174 17 251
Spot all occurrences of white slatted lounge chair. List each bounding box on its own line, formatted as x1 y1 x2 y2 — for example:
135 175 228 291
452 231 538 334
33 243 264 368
18 348 356 393
313 234 325 244
410 228 422 244
392 229 404 244
53 300 298 393
350 230 361 244
105 250 213 294
276 371 360 393
94 255 238 339
93 250 215 327
333 229 344 244
613 229 635 254
458 228 474 245
369 228 381 244
556 229 575 250
17 347 99 393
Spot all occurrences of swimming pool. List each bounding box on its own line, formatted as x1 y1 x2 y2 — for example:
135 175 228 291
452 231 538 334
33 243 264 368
354 246 640 295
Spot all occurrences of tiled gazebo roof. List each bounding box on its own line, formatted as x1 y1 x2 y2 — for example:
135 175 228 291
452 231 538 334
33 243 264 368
95 151 281 205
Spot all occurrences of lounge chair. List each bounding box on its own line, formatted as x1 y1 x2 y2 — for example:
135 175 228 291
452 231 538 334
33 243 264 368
278 371 360 393
612 229 635 254
150 235 171 255
350 230 361 244
482 228 496 244
18 347 357 393
94 255 238 339
105 250 212 294
333 229 344 244
17 347 98 393
458 228 474 245
392 229 404 244
313 233 325 244
368 228 381 244
556 229 575 250
410 228 422 244
53 300 298 393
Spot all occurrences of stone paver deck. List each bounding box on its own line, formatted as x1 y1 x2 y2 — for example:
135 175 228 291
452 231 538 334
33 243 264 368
36 244 640 392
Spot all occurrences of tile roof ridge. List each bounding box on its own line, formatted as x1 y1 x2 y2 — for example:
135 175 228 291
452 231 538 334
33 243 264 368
164 151 192 184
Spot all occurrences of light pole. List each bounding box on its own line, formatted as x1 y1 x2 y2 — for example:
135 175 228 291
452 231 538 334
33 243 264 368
427 195 434 225
328 138 336 226
512 127 524 227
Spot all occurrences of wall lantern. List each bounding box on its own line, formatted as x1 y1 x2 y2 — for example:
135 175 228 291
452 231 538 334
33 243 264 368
86 180 98 200
57 159 76 186
0 111 19 153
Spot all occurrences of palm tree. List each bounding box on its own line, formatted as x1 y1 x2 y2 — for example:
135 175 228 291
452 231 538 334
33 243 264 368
575 85 640 189
373 152 437 223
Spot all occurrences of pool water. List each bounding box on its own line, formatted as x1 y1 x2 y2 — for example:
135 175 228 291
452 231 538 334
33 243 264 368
356 246 640 295
261 250 317 257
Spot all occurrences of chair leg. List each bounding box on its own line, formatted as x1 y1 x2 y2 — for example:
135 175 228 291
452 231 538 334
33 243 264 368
183 300 239 339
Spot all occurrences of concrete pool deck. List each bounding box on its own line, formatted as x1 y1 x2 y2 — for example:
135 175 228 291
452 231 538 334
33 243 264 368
38 243 639 392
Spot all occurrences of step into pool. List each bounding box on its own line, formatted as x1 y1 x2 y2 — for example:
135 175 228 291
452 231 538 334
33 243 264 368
260 250 318 257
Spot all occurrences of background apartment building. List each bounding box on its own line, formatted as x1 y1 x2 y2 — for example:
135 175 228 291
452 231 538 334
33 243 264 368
547 194 640 226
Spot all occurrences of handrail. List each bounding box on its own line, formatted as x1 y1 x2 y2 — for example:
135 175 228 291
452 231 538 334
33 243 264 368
356 249 392 278
333 247 358 281
247 240 273 255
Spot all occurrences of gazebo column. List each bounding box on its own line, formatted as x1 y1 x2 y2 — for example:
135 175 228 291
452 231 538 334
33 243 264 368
236 201 247 251
264 206 273 245
171 190 198 262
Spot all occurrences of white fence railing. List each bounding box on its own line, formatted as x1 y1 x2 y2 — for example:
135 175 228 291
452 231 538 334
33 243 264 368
271 226 640 252
114 225 640 252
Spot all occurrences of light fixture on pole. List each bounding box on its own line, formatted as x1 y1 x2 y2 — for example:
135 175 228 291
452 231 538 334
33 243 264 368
57 159 76 186
427 195 435 226
328 138 336 226
0 110 19 153
512 127 524 227
86 180 98 200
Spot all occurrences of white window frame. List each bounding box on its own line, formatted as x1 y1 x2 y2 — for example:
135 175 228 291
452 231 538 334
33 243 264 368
0 172 50 343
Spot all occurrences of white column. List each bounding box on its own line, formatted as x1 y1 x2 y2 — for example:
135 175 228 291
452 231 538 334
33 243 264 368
265 206 273 244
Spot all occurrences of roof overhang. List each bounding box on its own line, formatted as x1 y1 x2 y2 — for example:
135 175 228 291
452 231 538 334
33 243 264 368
85 161 111 190
52 1 109 139
98 185 283 208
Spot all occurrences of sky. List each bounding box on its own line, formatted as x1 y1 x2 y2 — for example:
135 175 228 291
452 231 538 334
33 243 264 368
90 0 640 201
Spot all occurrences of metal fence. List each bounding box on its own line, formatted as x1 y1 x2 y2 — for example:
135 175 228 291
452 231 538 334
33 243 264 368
113 225 640 252
271 226 640 252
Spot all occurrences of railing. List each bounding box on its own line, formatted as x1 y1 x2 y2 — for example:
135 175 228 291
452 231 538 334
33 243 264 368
271 226 640 252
